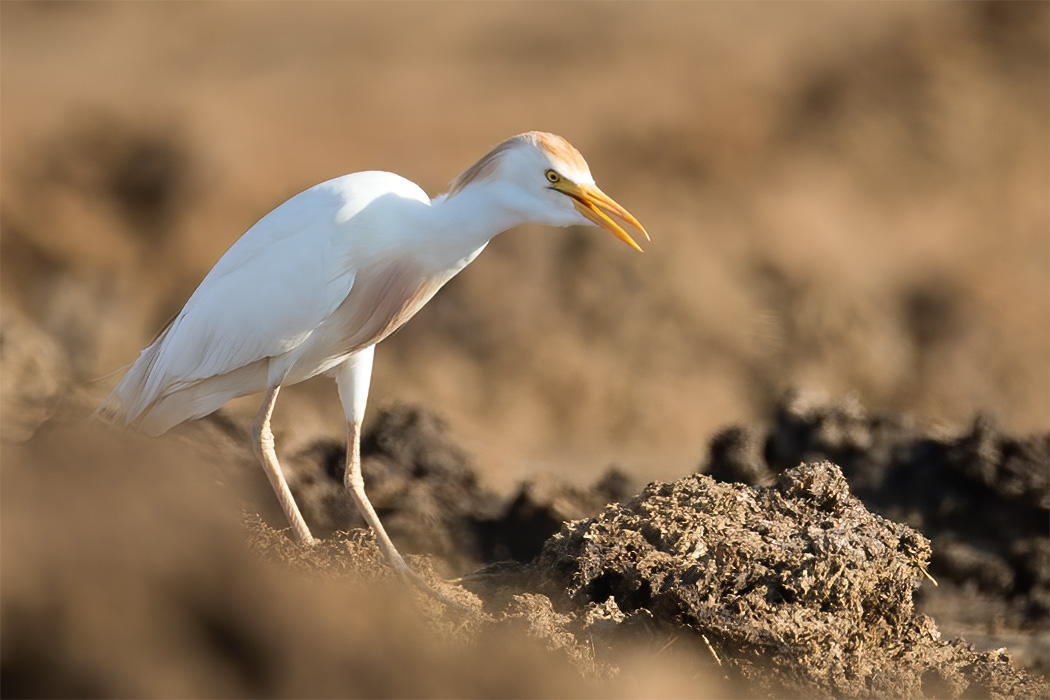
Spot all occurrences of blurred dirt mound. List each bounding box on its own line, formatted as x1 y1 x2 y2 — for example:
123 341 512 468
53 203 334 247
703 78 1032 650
702 392 1050 636
0 423 610 699
0 304 73 441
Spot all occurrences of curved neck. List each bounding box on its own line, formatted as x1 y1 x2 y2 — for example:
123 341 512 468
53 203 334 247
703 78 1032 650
426 181 527 255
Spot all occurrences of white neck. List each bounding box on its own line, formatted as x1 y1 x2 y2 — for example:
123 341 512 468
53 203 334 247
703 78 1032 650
419 181 528 267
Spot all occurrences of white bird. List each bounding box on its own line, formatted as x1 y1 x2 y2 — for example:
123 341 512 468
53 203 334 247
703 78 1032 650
100 131 647 585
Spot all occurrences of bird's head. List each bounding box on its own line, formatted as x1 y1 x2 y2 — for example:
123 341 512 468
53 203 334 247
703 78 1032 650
448 132 649 251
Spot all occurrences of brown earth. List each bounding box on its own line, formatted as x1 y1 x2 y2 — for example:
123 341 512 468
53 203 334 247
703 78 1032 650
2 2 1048 698
4 399 1048 697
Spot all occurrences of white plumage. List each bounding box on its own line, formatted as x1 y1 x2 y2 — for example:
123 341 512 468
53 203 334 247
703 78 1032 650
105 172 433 433
100 132 647 590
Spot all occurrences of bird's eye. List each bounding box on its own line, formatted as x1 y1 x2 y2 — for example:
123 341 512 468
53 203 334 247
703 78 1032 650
545 169 561 184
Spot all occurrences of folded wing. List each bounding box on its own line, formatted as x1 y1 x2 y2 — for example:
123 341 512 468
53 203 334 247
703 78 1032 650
99 172 434 435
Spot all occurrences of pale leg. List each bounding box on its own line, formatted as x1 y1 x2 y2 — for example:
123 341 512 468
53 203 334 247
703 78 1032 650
345 416 469 607
334 349 470 608
333 349 426 578
251 384 316 544
343 418 416 575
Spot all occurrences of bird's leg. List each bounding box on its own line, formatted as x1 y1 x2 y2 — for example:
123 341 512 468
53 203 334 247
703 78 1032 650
333 350 444 588
343 419 414 575
332 349 410 570
251 384 316 545
342 418 468 608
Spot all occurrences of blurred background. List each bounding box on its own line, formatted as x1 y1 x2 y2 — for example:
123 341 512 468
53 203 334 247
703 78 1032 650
3 2 1047 485
2 3 1047 696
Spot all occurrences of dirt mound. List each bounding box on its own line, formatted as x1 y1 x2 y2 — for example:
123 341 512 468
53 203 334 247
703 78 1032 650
703 392 1050 644
515 462 1044 698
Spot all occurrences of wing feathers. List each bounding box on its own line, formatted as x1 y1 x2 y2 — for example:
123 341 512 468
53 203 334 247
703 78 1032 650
99 171 443 434
277 256 451 385
103 256 447 433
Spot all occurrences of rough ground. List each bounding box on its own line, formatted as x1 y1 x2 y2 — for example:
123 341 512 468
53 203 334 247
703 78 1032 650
286 399 1050 667
519 463 1039 699
294 399 1050 696
3 397 1048 697
705 392 1050 642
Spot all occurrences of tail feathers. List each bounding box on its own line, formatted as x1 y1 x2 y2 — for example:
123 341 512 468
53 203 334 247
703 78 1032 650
96 344 165 433
98 358 269 436
96 334 172 430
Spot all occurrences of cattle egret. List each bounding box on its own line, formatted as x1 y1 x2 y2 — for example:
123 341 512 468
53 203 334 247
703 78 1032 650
100 131 648 587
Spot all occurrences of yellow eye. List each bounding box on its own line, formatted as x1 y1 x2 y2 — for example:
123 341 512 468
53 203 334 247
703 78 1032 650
545 169 561 184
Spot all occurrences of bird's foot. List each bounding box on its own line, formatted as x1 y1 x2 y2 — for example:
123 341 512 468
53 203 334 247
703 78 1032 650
290 528 318 547
386 553 478 614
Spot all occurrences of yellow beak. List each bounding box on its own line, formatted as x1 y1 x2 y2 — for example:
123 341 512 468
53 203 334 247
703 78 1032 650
553 181 649 252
